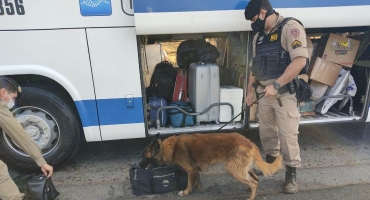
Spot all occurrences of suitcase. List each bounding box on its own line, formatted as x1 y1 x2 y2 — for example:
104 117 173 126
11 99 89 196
129 163 188 196
172 68 188 102
148 97 168 127
188 62 220 124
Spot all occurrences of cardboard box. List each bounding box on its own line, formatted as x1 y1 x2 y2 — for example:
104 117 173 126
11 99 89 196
310 81 329 101
316 33 361 68
308 57 342 86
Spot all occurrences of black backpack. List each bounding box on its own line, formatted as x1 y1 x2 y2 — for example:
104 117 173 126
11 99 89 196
177 39 220 69
147 61 177 101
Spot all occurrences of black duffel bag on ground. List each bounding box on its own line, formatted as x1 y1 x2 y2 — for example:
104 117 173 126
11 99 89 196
13 173 60 200
129 163 188 195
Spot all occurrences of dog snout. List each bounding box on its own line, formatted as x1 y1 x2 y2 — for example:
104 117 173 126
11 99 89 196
139 157 155 168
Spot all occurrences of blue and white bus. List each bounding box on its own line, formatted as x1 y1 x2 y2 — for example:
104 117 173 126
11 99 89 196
1 0 370 171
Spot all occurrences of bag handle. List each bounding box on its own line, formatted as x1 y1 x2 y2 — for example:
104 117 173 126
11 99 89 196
178 90 183 101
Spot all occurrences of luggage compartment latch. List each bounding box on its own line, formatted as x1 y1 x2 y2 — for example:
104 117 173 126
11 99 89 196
126 94 134 108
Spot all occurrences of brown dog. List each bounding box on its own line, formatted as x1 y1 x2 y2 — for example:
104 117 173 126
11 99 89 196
139 132 284 200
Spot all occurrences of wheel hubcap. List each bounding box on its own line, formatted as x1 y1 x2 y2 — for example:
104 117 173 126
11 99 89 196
2 106 60 157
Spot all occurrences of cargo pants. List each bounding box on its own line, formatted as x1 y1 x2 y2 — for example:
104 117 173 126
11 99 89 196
0 160 24 200
257 86 302 167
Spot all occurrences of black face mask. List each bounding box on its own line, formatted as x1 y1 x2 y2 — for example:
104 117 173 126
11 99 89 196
251 16 265 32
251 9 275 32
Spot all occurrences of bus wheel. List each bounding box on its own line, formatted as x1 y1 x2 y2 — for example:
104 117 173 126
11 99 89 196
0 86 82 172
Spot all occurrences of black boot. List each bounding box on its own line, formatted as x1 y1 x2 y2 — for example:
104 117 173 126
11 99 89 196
284 166 298 194
266 155 277 163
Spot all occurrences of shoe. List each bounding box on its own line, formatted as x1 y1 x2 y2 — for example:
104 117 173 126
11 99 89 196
284 166 298 194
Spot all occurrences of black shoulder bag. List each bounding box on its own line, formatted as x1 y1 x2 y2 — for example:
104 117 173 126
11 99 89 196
26 174 60 200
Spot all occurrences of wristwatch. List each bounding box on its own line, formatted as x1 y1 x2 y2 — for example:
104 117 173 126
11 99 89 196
272 81 281 90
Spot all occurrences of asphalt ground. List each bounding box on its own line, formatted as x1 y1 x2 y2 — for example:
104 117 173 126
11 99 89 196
9 121 370 200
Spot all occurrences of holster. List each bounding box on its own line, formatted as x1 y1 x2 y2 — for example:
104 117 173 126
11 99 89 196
293 77 312 102
287 79 296 94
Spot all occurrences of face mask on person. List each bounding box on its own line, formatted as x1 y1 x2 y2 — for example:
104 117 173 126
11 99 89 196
251 15 266 32
6 92 15 109
2 91 15 109
251 9 275 32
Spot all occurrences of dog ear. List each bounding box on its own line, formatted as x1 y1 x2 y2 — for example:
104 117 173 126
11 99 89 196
150 133 161 143
152 139 162 157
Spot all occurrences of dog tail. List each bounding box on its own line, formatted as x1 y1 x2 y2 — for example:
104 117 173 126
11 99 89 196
253 148 284 177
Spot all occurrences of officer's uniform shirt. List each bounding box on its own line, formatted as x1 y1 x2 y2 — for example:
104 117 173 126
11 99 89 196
250 12 310 86
0 101 46 167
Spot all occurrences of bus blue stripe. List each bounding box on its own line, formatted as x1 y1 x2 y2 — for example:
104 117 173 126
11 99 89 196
75 97 145 127
75 100 100 127
133 0 370 13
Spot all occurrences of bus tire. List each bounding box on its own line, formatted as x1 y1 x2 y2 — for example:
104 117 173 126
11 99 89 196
0 86 82 172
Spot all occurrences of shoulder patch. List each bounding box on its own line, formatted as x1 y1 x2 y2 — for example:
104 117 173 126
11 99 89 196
291 29 300 38
292 40 302 49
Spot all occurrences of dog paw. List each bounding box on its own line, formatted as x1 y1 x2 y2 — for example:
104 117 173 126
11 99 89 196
178 190 185 196
178 190 190 196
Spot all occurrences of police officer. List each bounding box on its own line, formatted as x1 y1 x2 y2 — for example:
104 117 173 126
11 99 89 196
0 76 54 200
244 0 310 194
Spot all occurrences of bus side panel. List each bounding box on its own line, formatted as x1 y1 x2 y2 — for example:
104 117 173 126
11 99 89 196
86 27 146 140
132 0 370 35
0 0 134 30
366 107 370 122
0 29 102 142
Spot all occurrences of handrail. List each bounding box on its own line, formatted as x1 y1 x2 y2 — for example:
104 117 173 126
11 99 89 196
155 103 234 129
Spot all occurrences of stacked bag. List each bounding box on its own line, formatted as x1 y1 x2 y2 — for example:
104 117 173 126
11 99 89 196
146 39 221 128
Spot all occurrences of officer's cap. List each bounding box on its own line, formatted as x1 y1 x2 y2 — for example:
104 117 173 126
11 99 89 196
244 0 272 20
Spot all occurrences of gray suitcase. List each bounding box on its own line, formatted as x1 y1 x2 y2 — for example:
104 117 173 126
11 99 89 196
189 62 220 125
